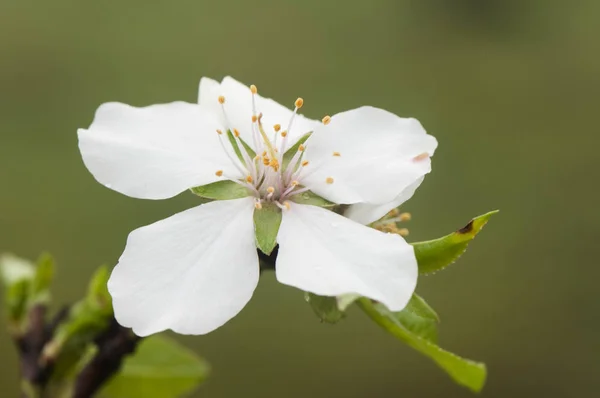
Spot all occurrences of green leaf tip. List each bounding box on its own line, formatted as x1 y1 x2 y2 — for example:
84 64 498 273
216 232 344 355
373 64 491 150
290 190 335 208
191 180 251 200
357 298 486 393
254 202 282 255
413 210 499 275
99 335 210 398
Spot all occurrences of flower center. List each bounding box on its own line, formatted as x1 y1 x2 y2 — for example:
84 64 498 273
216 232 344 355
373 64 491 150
213 85 333 210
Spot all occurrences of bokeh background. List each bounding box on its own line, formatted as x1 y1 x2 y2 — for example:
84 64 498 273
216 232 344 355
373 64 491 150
1 0 598 397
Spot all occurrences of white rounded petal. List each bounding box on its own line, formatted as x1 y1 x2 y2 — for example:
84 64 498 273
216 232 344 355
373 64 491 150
302 106 437 205
219 76 319 145
345 176 424 225
108 198 259 336
78 101 241 200
276 203 417 311
198 77 227 127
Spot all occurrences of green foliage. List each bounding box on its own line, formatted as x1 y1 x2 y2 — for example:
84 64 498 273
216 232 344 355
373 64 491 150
305 292 345 324
357 298 486 393
254 202 282 255
412 211 498 274
191 181 251 200
31 253 55 304
282 132 311 170
394 294 439 343
99 335 210 398
290 190 335 208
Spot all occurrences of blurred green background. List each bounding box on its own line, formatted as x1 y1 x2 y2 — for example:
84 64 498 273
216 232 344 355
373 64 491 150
1 0 598 397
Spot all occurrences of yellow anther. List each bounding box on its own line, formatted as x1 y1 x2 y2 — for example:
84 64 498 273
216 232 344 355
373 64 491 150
298 144 305 152
215 170 223 177
398 228 410 237
295 98 304 108
218 95 225 104
263 157 270 166
255 201 262 209
246 175 253 183
301 160 309 167
400 212 412 222
413 152 430 162
322 115 331 125
281 131 288 138
233 128 240 137
267 186 275 193
269 159 280 171
388 208 400 217
332 151 341 157
250 84 258 94
274 124 281 132
325 177 334 184
262 151 267 157
216 129 223 135
283 201 291 210
252 115 258 123
291 180 299 186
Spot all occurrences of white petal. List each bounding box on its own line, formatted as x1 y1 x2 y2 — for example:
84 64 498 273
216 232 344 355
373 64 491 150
108 198 258 336
198 77 227 127
276 203 417 311
219 76 319 145
78 101 241 200
302 106 437 205
345 176 424 225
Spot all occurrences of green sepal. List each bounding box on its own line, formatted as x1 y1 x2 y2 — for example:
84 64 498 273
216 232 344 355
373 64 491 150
99 335 210 398
394 294 439 343
412 210 498 275
282 132 311 171
357 298 486 393
254 202 282 255
191 181 251 200
290 190 335 208
0 254 35 327
227 130 256 162
305 293 345 324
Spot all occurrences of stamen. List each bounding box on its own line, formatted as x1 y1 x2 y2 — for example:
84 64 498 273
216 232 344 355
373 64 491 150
215 170 223 177
301 160 309 167
254 200 262 209
267 186 275 194
274 124 281 132
332 151 341 157
218 95 225 104
233 129 240 137
398 228 410 237
250 84 258 94
295 98 304 108
298 145 305 152
246 175 254 183
400 212 412 222
283 201 291 210
322 115 331 125
216 129 223 135
325 177 334 184
281 131 287 137
252 115 258 123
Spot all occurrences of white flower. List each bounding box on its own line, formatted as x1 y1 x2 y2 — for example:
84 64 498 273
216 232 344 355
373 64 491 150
78 76 438 336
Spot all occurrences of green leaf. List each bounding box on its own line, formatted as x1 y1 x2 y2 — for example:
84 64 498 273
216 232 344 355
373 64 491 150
305 293 345 324
31 253 55 304
227 130 256 163
0 253 35 285
413 210 498 275
282 132 311 170
358 298 486 393
6 279 31 325
393 294 439 343
254 202 282 255
85 266 112 315
99 335 210 398
290 190 335 208
191 180 251 200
